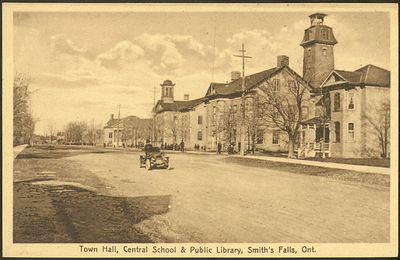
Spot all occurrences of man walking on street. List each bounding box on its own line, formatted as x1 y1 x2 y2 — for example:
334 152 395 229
217 142 222 154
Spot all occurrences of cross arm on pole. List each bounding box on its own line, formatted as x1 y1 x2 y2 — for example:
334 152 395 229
233 54 252 59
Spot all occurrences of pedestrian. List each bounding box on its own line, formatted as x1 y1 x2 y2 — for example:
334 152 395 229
180 139 185 152
217 142 222 154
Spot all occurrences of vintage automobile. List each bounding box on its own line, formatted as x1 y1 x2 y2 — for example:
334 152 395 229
139 146 171 170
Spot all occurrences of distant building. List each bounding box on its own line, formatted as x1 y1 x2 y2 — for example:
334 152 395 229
103 114 152 147
56 131 65 144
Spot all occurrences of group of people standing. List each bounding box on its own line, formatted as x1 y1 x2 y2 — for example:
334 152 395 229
161 139 185 152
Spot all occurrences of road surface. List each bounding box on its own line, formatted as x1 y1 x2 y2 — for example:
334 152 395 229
14 148 390 243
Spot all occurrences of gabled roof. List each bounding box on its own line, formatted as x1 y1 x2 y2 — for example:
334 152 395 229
205 66 300 98
322 64 390 88
155 97 207 113
105 115 151 128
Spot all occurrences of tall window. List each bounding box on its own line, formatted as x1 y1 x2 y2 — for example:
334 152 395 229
322 47 327 56
348 123 355 141
198 115 203 125
321 29 328 40
333 93 341 111
273 79 280 92
334 122 340 143
109 132 113 138
257 129 264 144
272 130 280 144
348 92 355 110
308 48 311 57
197 131 203 141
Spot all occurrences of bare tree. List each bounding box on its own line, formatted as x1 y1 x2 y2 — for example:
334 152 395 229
258 74 312 158
211 104 238 148
47 119 56 144
364 99 390 158
13 73 35 146
164 113 178 145
65 121 88 144
243 94 266 154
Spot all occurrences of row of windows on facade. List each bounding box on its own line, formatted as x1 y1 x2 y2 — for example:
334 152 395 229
197 105 310 125
333 92 355 111
196 129 276 145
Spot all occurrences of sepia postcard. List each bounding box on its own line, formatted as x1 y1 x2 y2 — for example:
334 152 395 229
2 3 398 258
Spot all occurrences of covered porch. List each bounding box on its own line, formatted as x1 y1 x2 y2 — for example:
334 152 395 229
298 117 331 158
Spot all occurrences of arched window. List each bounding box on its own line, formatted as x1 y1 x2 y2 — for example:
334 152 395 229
334 93 341 111
322 47 327 56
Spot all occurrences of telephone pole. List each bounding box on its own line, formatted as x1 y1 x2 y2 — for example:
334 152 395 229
117 104 121 147
233 43 252 156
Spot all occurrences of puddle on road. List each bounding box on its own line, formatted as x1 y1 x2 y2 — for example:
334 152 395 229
14 181 171 243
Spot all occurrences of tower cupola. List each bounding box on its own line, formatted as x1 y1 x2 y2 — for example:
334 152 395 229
301 13 338 88
160 79 175 103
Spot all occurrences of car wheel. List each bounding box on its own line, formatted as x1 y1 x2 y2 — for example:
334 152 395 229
145 159 152 171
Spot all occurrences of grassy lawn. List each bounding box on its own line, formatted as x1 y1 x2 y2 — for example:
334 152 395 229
254 151 390 168
303 157 390 168
223 157 390 188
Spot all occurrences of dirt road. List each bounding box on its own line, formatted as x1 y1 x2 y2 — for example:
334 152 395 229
66 151 389 243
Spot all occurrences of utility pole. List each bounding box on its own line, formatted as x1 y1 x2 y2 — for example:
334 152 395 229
117 104 121 147
233 43 252 156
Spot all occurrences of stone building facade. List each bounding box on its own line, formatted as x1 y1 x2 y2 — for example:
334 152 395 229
153 57 314 153
153 13 391 158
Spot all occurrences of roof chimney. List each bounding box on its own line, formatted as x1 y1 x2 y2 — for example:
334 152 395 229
277 55 289 68
184 94 189 101
110 114 114 120
231 71 241 81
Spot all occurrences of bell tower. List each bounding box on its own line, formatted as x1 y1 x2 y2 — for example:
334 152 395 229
301 13 337 88
160 79 175 103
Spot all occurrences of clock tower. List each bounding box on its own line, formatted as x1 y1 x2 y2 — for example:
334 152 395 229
301 13 337 88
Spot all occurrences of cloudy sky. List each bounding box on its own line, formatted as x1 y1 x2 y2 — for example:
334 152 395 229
14 11 390 134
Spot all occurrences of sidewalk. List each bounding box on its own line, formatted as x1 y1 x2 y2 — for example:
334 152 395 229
14 144 28 159
238 154 391 175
